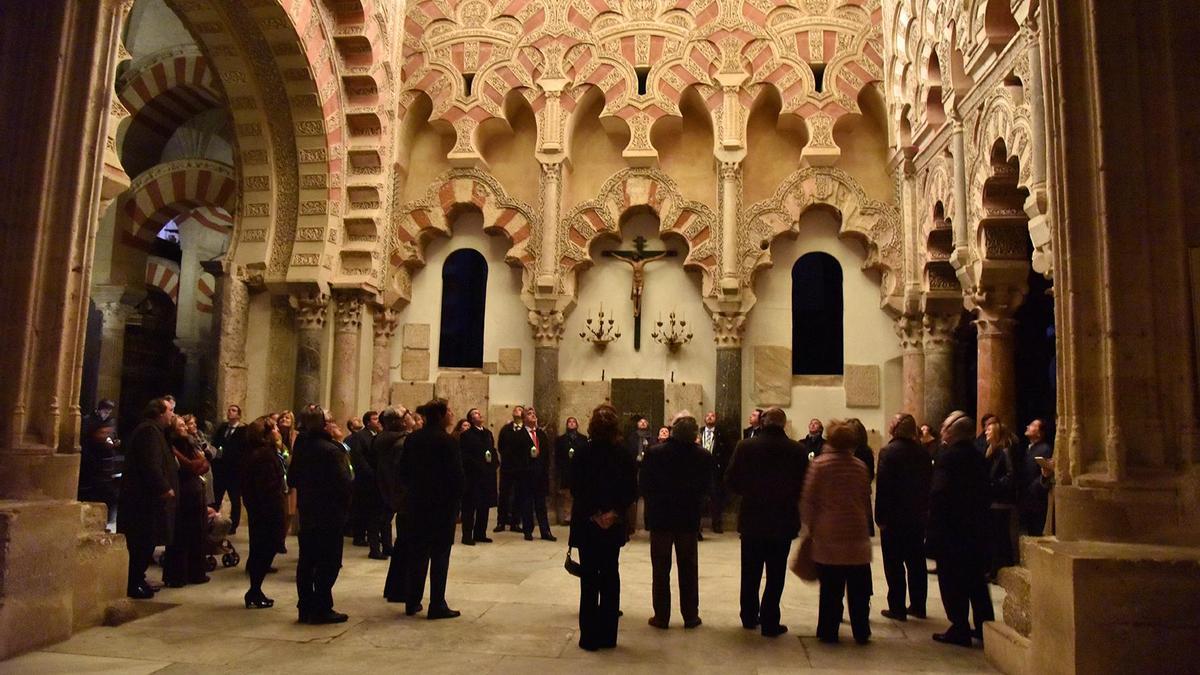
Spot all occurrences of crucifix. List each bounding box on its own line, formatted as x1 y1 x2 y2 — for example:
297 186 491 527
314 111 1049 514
602 235 677 350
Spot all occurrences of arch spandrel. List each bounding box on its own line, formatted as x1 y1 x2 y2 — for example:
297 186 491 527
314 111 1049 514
741 166 903 313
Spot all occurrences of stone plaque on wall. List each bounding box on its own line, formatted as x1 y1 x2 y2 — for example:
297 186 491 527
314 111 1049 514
436 372 490 424
497 348 522 375
403 323 430 350
753 346 792 407
390 381 434 412
400 348 430 381
844 364 881 408
664 382 704 420
559 381 612 432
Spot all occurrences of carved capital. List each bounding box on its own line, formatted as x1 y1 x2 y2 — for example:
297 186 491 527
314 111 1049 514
333 291 365 334
292 291 329 332
718 161 740 182
974 315 1017 339
540 162 562 183
711 312 747 347
528 309 565 347
969 285 1026 319
373 306 399 344
895 315 924 352
922 313 960 350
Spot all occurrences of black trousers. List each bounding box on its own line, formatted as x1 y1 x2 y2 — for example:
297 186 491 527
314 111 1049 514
125 531 156 591
936 556 994 636
460 494 490 542
367 510 394 555
816 563 872 642
212 468 242 530
988 507 1018 576
649 529 699 623
739 536 791 630
408 532 452 610
384 514 409 602
881 526 927 616
578 543 621 649
247 513 282 593
516 475 552 537
163 483 206 584
496 472 515 527
709 483 727 531
296 527 344 616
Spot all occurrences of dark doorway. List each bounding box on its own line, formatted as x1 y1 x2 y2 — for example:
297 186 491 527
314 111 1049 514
438 248 488 368
1014 269 1056 435
79 300 102 415
118 288 183 438
953 309 978 419
792 252 844 375
611 378 665 436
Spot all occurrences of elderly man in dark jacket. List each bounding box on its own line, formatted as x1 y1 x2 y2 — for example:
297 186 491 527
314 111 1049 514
459 408 497 545
928 410 994 646
875 413 933 621
289 405 355 624
399 398 465 620
640 413 711 629
725 407 809 637
347 410 381 550
118 398 178 599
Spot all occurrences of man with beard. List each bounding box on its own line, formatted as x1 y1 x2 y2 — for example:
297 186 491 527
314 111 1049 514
117 398 177 599
459 408 497 545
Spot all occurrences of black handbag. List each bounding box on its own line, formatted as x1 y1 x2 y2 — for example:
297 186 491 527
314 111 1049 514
564 546 582 577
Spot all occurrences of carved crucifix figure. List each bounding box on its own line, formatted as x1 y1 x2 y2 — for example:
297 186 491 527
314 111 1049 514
602 235 678 350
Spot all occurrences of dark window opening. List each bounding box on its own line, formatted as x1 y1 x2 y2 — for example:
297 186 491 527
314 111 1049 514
463 73 475 97
635 67 650 97
813 63 826 93
438 248 488 368
791 252 843 375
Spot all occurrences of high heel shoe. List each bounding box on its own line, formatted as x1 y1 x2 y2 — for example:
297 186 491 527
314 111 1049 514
244 591 275 609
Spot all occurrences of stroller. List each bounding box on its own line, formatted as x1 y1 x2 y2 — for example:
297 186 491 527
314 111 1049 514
204 507 240 571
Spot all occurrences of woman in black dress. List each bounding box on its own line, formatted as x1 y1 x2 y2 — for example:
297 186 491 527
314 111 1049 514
163 415 210 587
570 404 638 651
241 416 288 608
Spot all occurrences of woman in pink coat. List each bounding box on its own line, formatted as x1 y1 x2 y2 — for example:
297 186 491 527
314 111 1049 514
801 420 874 644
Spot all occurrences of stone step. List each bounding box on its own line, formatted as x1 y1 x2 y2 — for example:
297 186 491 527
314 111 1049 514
996 564 1032 637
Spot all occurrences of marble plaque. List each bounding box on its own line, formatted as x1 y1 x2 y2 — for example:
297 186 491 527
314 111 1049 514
753 346 792 406
400 348 429 381
844 364 881 408
664 382 704 421
497 348 522 375
402 323 430 349
558 381 612 431
482 361 498 375
436 372 490 424
390 381 434 412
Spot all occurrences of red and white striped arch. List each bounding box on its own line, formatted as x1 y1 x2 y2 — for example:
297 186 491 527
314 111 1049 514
119 159 237 247
145 258 181 305
196 272 216 314
117 46 223 140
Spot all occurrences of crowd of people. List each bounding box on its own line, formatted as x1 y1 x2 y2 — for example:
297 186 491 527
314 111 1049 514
79 393 1054 651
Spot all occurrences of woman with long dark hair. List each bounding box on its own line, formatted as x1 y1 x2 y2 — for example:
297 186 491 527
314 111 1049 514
571 404 638 651
241 416 288 608
163 415 210 587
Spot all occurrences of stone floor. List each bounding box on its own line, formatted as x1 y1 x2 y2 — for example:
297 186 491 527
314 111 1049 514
3 528 1000 674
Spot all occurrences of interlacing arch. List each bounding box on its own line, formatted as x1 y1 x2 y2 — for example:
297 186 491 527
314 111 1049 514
741 166 903 309
386 168 538 306
118 159 237 247
967 89 1034 232
559 168 720 299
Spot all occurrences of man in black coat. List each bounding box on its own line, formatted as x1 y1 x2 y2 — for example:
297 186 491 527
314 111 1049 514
514 407 556 542
875 413 933 621
289 405 355 624
699 411 732 534
928 410 994 646
1020 418 1054 535
366 409 404 563
399 398 464 619
742 408 763 439
494 405 524 532
211 404 246 533
555 416 587 523
640 414 711 629
117 398 178 599
459 408 497 545
725 407 808 638
347 410 381 549
802 418 825 458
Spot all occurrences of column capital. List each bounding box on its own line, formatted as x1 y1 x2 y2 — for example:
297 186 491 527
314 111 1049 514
528 309 565 347
895 315 924 352
372 306 399 342
969 284 1026 320
292 291 329 331
711 312 747 348
718 160 741 180
333 291 365 334
922 312 960 349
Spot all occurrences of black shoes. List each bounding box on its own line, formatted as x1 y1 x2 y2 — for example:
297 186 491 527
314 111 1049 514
524 533 534 541
244 591 274 609
404 603 423 616
881 609 907 621
304 611 349 625
932 630 973 647
427 606 461 620
127 584 154 599
762 624 789 638
684 618 702 629
493 524 506 533
540 533 557 542
461 539 476 546
908 606 927 619
742 621 759 630
647 617 669 629
476 537 494 543
368 551 389 560
352 537 368 547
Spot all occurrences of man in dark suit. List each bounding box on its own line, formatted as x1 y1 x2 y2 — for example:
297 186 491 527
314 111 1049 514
399 398 464 619
802 418 825 458
289 405 355 624
347 410 383 553
875 413 933 621
514 407 556 541
117 398 178 599
494 405 524 532
641 413 711 629
742 408 763 439
459 408 497 545
554 416 587 524
928 410 994 646
725 407 808 638
699 411 732 534
1020 418 1054 535
211 404 245 533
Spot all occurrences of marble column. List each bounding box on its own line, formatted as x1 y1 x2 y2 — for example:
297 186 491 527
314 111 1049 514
537 163 561 287
529 309 564 521
718 161 741 287
174 337 206 416
712 312 746 446
921 313 959 428
91 285 136 406
974 308 1017 430
213 268 250 416
292 291 328 410
330 291 364 425
949 117 971 265
371 306 398 410
895 316 926 422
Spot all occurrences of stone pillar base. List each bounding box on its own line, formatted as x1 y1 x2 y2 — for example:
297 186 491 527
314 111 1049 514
0 453 80 501
1055 472 1200 546
0 499 127 659
989 538 1200 675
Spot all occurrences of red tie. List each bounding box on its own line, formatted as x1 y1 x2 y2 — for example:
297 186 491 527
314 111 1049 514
530 429 539 455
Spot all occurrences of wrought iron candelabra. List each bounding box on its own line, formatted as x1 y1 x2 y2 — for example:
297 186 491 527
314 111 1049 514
652 312 693 352
580 306 621 349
